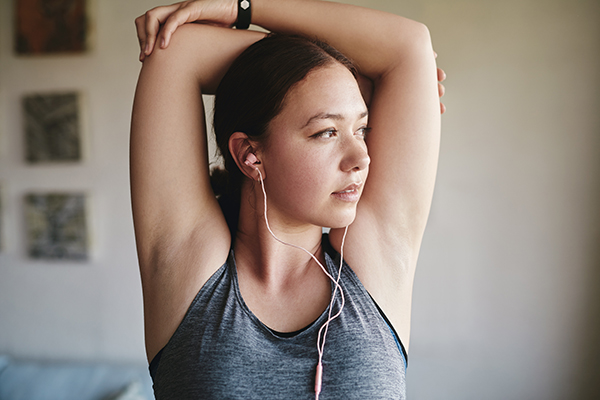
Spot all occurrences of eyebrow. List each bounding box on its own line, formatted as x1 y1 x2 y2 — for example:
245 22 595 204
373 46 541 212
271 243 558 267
302 110 369 129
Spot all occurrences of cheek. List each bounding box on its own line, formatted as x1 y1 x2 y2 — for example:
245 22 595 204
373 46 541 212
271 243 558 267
264 147 333 212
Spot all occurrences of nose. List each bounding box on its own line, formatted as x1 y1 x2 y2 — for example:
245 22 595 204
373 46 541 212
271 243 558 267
340 136 370 172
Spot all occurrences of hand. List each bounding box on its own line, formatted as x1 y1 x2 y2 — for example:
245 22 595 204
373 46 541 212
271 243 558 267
437 67 446 114
135 0 237 61
434 52 447 114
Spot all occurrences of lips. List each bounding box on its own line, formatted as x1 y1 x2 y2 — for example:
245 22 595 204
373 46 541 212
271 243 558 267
332 182 363 202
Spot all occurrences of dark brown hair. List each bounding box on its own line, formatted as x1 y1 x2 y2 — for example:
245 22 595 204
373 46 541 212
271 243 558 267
211 33 357 234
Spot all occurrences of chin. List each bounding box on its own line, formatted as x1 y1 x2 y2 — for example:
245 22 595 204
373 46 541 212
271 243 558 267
319 209 357 229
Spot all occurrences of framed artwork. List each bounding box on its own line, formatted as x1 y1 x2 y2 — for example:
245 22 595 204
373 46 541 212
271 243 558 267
24 193 88 260
15 0 88 55
22 92 82 163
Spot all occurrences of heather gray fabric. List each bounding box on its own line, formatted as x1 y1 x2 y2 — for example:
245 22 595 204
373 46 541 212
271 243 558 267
152 235 406 399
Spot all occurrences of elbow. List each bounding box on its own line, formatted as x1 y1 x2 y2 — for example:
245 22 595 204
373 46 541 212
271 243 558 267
381 16 432 53
414 22 433 44
378 20 434 76
398 20 434 55
373 16 434 80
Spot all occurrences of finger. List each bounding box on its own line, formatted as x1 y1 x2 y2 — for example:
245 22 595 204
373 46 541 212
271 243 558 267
437 67 446 82
434 50 438 59
144 5 181 55
160 7 199 48
144 12 161 56
135 16 147 61
440 102 446 114
438 82 445 98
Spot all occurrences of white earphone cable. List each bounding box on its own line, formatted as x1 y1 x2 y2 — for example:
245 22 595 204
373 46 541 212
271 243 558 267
254 169 348 399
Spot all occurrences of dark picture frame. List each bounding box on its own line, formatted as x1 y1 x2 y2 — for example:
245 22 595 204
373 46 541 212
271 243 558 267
22 92 82 163
24 192 89 260
15 0 88 55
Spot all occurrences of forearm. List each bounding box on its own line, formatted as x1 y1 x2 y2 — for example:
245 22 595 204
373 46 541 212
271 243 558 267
144 24 264 93
252 0 431 79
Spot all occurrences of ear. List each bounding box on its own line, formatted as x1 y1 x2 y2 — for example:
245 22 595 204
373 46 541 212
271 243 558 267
229 132 266 181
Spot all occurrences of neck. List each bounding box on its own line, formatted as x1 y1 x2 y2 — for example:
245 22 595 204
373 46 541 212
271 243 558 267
234 183 325 288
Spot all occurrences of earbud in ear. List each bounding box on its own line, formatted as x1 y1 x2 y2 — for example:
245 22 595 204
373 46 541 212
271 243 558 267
244 153 259 168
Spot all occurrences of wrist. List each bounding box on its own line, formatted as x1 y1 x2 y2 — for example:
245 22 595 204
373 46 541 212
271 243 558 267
242 0 270 30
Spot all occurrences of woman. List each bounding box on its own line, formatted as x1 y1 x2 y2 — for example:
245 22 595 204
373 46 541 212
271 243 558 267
131 0 444 398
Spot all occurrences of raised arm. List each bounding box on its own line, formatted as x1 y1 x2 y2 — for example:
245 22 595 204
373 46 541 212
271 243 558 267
131 25 264 360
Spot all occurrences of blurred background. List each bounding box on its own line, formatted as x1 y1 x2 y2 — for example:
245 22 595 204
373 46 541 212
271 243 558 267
0 0 598 399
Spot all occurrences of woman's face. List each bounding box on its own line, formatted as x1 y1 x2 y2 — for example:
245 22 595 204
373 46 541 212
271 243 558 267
259 62 370 230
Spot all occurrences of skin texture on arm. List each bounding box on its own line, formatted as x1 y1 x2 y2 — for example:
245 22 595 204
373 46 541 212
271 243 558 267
130 25 264 361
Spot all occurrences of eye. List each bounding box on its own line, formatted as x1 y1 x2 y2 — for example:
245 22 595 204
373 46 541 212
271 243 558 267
356 126 372 139
312 128 337 139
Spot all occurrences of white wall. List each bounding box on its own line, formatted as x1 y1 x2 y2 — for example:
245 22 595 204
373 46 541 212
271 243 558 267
1 0 599 398
403 1 600 399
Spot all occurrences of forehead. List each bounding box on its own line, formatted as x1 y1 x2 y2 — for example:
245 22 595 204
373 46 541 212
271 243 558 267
271 63 366 130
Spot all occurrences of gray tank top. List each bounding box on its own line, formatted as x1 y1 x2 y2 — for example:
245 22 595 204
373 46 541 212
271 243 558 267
151 235 407 399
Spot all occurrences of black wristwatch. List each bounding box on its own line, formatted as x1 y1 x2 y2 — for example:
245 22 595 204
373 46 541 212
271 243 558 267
236 0 251 29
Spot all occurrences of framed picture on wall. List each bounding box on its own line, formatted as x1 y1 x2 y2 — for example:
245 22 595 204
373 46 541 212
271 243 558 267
15 0 88 55
22 92 82 163
24 192 89 261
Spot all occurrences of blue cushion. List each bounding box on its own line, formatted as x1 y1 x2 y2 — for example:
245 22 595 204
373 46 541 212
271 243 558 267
0 355 11 374
102 380 148 400
0 360 153 400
